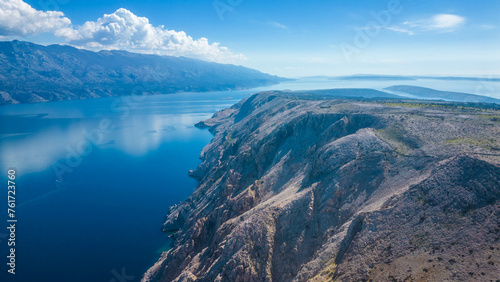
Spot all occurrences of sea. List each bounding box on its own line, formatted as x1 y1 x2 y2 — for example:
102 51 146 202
0 77 499 281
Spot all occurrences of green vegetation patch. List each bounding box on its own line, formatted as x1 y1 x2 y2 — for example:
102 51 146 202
309 261 336 281
478 115 500 122
383 101 500 112
383 102 439 108
376 126 420 153
443 138 497 149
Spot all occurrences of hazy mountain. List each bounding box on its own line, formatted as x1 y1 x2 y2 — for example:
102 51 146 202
386 85 500 104
291 88 401 99
144 91 500 281
332 74 417 81
0 40 287 105
414 76 500 82
329 74 500 82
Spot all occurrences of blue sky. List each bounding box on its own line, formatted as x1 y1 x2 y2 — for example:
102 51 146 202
1 0 499 77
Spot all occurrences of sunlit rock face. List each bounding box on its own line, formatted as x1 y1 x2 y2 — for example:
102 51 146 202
144 91 500 282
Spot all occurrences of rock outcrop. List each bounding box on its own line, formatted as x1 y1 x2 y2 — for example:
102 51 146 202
144 92 500 281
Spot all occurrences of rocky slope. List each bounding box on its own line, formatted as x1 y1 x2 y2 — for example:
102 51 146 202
0 40 286 105
144 91 500 281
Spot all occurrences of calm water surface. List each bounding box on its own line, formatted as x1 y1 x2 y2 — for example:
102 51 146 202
0 77 499 281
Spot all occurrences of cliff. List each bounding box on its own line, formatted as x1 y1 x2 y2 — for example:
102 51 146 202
0 40 286 105
144 91 500 281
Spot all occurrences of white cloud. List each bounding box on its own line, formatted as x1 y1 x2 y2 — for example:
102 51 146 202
385 14 466 36
430 14 465 29
61 8 246 63
402 14 466 31
479 24 496 30
0 0 71 36
385 26 414 35
268 21 287 29
0 1 245 63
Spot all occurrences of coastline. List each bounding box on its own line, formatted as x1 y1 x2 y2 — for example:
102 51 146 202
143 91 500 281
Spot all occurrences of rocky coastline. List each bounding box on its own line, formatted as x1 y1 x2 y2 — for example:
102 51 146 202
144 91 500 281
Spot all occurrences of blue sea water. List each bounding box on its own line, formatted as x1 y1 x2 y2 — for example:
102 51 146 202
0 77 499 282
0 92 250 282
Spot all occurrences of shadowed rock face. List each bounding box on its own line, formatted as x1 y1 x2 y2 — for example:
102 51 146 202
143 92 500 282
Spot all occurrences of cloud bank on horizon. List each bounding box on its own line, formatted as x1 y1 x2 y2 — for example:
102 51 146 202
0 0 246 63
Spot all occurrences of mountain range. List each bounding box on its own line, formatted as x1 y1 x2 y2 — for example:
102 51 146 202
0 40 286 105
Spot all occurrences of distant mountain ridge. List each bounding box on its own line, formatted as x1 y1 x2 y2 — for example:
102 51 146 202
386 85 500 104
267 88 500 105
333 74 417 81
291 88 401 99
330 74 500 82
0 40 287 105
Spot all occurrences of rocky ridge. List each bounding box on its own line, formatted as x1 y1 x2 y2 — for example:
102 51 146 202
144 91 500 281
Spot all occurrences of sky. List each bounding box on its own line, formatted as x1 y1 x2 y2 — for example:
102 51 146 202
0 0 499 77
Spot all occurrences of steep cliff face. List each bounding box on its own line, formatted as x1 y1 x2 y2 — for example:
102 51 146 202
144 92 500 281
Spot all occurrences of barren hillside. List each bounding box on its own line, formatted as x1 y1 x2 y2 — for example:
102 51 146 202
144 92 500 281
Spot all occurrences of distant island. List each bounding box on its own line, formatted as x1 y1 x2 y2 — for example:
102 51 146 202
0 40 287 105
266 87 500 105
330 74 500 82
332 74 417 81
386 85 500 104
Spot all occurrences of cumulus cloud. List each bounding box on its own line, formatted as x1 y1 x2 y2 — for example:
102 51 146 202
61 8 246 63
0 0 71 36
0 1 245 63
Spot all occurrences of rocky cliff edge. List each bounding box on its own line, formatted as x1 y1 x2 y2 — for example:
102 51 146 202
144 92 500 281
